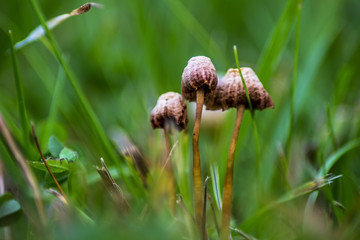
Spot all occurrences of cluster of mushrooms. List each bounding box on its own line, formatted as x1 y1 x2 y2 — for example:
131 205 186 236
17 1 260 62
150 56 274 240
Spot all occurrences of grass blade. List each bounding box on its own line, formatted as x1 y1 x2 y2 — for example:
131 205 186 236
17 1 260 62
0 113 46 225
286 0 302 153
40 65 66 144
326 104 337 150
14 3 102 50
234 45 262 203
210 165 222 210
303 138 360 229
317 138 360 178
8 30 31 155
257 0 298 84
241 175 341 229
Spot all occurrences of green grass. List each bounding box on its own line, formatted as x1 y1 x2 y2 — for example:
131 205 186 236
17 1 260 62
1 0 360 239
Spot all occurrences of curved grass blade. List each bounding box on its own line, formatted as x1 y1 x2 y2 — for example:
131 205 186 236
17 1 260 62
14 3 102 50
303 138 360 226
257 0 298 84
241 174 342 229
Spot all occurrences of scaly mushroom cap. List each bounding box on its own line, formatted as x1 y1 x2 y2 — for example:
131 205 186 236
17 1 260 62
150 92 188 131
181 56 218 102
205 68 274 110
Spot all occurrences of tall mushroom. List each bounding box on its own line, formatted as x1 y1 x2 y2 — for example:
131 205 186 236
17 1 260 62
205 67 274 240
181 56 218 235
150 92 188 214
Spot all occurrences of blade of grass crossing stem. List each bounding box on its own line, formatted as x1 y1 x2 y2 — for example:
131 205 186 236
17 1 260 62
234 46 262 202
257 0 298 84
286 0 302 155
9 30 31 156
304 138 360 229
27 0 138 196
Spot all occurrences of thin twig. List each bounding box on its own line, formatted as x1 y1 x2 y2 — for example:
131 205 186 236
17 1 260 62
31 124 67 202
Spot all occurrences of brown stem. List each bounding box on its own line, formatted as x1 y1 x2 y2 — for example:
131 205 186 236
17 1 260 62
193 88 205 237
220 105 245 240
164 125 176 215
31 125 67 201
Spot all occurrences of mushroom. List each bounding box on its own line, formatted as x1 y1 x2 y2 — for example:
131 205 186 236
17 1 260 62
205 67 273 240
181 56 217 234
150 92 188 214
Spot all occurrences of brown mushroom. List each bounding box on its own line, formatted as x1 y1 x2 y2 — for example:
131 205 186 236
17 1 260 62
150 92 188 214
181 56 218 236
205 67 273 240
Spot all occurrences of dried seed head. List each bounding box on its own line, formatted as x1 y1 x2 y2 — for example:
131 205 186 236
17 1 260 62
205 68 274 110
181 56 218 101
150 92 188 131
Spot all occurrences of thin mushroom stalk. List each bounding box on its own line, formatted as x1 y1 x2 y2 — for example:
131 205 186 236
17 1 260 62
205 67 274 240
182 56 218 237
220 105 245 240
150 92 188 215
193 88 204 229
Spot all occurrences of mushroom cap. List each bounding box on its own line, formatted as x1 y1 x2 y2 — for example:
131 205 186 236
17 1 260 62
205 68 274 111
150 92 188 131
181 56 218 102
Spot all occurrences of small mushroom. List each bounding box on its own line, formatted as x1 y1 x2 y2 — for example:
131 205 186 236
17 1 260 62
205 68 273 240
181 56 218 235
205 67 274 111
150 92 188 214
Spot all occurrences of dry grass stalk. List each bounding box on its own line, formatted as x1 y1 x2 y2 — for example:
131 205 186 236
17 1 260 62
0 113 46 225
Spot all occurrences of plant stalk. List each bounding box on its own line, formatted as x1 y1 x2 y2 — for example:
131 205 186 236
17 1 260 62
164 126 176 215
9 30 31 155
31 125 67 201
193 88 205 236
221 105 245 240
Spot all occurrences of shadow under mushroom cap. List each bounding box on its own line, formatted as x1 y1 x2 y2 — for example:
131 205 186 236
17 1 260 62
205 68 274 111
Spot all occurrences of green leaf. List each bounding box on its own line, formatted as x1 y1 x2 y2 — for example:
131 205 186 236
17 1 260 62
48 135 64 158
59 147 78 162
28 159 74 173
0 193 22 226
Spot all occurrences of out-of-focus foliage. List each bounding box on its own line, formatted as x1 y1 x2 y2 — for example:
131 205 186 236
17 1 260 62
0 0 360 239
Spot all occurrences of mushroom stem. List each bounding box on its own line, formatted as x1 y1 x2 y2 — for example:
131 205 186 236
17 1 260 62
220 104 245 240
193 88 205 235
164 125 176 215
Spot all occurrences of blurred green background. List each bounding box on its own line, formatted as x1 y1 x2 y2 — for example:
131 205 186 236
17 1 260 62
1 0 360 239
